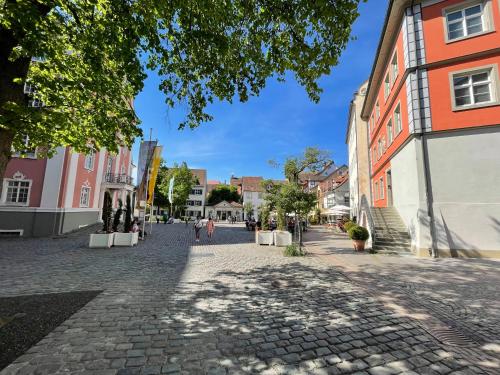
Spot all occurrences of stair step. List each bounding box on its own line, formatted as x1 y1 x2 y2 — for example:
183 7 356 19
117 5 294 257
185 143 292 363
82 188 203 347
375 240 411 246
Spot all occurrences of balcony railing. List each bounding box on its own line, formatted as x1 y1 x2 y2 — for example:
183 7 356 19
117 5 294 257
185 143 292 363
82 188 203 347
104 173 133 185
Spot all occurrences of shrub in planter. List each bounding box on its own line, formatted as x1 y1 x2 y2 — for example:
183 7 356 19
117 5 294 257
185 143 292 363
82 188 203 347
348 225 369 251
90 191 115 248
256 205 273 245
112 199 123 232
124 195 133 233
344 220 356 232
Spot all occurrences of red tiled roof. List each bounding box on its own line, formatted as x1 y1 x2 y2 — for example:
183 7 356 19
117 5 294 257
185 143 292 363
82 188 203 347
242 176 263 192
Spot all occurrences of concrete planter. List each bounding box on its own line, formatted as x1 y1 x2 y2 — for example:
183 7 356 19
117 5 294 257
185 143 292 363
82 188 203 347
114 232 139 246
274 230 292 247
89 233 114 248
256 230 274 246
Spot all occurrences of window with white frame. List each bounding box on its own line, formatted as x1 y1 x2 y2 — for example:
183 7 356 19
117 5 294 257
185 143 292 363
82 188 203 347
379 178 384 199
384 73 391 99
391 53 398 83
446 3 486 41
370 114 374 132
28 98 43 108
24 82 35 94
377 139 383 159
376 101 380 119
394 104 402 134
4 179 31 205
374 182 378 200
12 135 36 158
84 151 95 170
80 186 91 207
387 119 394 144
372 148 376 165
452 68 495 108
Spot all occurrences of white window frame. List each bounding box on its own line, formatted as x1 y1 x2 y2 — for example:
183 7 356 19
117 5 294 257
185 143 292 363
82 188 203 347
1 178 32 206
387 119 394 144
375 101 380 120
443 0 494 43
450 64 500 111
394 103 402 135
374 182 379 200
80 186 91 208
11 135 37 159
391 52 399 85
384 72 391 99
84 151 95 171
379 178 384 199
377 139 383 159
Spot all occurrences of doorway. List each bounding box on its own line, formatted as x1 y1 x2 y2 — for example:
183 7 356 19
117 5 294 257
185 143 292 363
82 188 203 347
386 170 393 207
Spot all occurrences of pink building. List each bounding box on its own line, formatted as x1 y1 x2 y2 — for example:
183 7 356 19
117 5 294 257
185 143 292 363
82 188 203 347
0 145 134 236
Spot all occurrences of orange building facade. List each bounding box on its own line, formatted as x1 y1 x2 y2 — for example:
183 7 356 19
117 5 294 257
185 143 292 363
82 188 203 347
362 0 500 257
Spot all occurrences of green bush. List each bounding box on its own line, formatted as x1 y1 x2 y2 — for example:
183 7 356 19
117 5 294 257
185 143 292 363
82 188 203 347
348 225 369 241
309 216 318 225
283 243 305 257
344 221 356 232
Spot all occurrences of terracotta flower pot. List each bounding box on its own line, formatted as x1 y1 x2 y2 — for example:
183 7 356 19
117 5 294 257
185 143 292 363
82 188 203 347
353 240 366 251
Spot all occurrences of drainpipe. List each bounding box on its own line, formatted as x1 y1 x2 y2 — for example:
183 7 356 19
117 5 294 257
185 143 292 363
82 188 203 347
408 1 437 258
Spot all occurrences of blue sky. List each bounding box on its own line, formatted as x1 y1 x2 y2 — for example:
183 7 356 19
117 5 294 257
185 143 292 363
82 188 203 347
132 1 387 183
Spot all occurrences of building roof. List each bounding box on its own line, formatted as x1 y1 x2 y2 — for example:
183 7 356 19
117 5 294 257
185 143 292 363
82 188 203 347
190 169 207 185
207 180 221 185
206 200 244 208
241 176 264 192
361 0 411 119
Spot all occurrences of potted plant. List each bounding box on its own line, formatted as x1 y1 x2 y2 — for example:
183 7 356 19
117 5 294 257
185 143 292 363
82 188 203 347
89 191 115 248
348 225 370 251
256 205 273 245
114 196 138 246
273 208 292 247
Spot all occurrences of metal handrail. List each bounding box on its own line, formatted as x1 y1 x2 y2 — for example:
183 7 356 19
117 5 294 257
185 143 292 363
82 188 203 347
104 173 133 185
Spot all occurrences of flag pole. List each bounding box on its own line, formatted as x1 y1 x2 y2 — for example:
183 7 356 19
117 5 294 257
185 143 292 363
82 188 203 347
142 128 152 239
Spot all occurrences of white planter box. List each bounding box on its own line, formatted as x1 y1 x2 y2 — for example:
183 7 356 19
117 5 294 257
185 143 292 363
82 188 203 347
89 233 114 248
173 219 181 224
274 230 292 247
113 232 139 246
256 231 274 245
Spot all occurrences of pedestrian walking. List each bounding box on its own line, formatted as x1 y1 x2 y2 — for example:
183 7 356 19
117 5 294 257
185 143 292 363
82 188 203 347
194 215 202 242
206 217 215 239
185 216 189 227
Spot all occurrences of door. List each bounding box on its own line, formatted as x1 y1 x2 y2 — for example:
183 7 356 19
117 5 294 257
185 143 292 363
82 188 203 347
386 170 393 207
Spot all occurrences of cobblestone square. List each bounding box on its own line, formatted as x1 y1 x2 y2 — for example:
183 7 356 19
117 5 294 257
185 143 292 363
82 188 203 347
0 224 497 374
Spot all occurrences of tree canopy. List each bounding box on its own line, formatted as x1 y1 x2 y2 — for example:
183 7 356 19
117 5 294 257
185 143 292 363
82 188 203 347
207 184 240 206
157 162 195 216
0 0 362 178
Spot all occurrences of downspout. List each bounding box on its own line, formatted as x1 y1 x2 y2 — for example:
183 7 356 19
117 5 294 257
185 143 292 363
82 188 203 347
408 1 438 258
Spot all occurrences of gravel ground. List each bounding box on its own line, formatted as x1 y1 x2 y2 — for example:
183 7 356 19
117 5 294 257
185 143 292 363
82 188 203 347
0 291 101 371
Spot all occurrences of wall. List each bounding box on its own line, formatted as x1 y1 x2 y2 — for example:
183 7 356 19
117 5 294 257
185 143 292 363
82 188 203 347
426 126 500 255
3 158 47 207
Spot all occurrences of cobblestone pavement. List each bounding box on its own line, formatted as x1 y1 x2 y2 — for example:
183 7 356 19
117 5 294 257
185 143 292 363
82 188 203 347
303 227 500 373
0 224 495 374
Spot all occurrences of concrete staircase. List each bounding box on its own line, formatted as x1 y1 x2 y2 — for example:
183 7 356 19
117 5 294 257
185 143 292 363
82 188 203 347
372 207 412 255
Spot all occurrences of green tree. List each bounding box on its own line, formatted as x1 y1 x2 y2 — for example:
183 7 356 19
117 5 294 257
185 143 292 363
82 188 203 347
124 194 132 233
243 202 254 220
102 191 113 232
207 185 240 205
158 162 195 218
153 160 169 211
0 0 362 180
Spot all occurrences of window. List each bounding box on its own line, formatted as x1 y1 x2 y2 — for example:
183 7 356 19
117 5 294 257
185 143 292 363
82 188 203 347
452 68 496 109
391 53 398 83
377 139 383 159
394 104 402 134
370 114 374 132
372 148 377 165
80 186 91 207
374 182 378 200
379 178 384 199
387 119 393 144
12 135 36 158
384 73 391 99
84 151 95 170
24 82 35 94
344 195 350 204
28 98 43 108
191 188 203 195
445 2 486 41
3 179 31 205
376 102 380 119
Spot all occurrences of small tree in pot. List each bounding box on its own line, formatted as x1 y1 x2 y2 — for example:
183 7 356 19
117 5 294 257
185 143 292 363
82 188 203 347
102 191 113 233
124 195 133 233
112 199 123 232
348 225 369 251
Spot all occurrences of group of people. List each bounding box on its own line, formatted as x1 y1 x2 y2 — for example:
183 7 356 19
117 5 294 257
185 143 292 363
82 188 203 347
193 216 215 242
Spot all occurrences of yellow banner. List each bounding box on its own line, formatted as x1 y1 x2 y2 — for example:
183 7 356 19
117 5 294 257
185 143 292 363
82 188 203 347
147 146 162 204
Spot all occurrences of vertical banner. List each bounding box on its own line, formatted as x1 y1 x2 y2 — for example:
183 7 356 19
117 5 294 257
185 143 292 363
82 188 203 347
136 140 157 206
168 176 175 204
147 146 163 204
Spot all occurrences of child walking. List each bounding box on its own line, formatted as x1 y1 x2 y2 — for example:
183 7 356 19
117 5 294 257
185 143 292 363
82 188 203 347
206 217 215 239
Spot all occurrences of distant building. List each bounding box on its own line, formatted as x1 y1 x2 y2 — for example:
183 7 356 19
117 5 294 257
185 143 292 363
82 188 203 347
185 169 207 219
0 145 134 236
205 201 243 221
346 80 372 226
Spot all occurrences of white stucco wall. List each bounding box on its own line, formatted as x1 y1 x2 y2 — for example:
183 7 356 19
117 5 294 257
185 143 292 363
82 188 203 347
243 191 264 220
426 128 500 252
391 138 432 251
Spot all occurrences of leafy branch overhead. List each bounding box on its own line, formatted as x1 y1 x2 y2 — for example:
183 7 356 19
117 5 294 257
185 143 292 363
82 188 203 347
1 0 363 177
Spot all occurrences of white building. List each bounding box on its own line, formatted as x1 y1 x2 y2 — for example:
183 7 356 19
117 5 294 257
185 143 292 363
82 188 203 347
185 169 207 219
